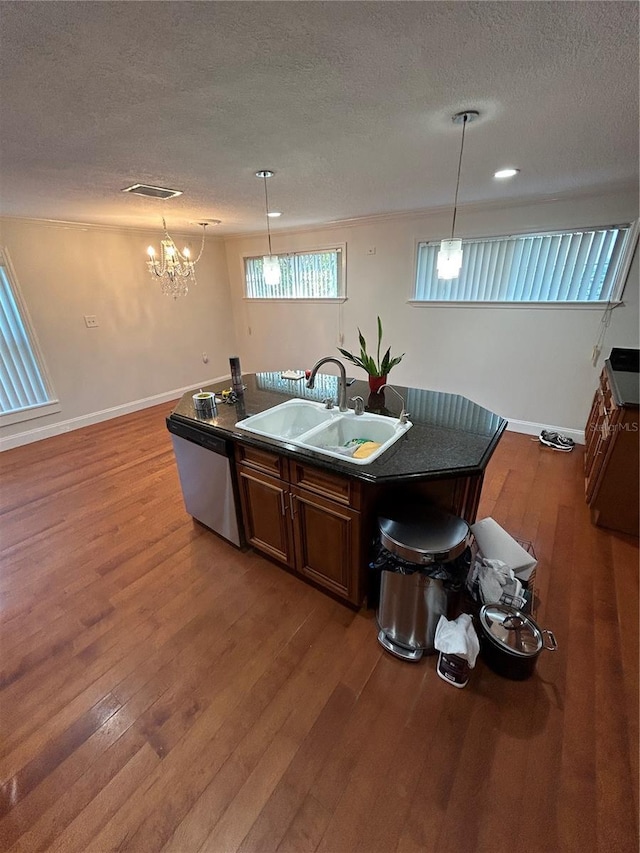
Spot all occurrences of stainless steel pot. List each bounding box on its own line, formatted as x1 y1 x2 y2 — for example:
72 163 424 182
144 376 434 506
478 604 557 680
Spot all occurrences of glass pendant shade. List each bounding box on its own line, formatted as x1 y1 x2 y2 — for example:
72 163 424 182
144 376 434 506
262 254 281 286
437 110 478 282
437 239 463 280
256 169 281 287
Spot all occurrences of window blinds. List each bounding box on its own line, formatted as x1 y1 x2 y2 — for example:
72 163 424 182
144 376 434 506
245 249 341 299
0 262 51 414
415 226 631 302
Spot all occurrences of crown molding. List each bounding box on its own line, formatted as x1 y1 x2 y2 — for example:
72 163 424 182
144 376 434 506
1 181 636 241
222 182 638 240
0 216 225 240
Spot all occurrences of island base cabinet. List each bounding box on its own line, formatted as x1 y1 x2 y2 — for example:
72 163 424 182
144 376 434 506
235 443 489 606
237 465 294 568
291 486 360 602
235 446 364 605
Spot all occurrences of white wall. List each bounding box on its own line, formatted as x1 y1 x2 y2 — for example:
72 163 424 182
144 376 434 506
0 218 237 447
225 189 639 435
2 189 637 450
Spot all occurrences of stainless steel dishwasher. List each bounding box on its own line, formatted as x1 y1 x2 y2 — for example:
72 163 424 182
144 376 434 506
166 416 244 547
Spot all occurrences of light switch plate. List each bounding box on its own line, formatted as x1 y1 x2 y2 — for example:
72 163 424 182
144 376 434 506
84 315 99 328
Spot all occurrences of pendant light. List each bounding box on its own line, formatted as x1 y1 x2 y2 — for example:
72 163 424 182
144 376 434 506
256 169 281 287
437 109 479 280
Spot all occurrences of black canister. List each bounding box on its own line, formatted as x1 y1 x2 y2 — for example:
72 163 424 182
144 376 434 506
229 356 244 394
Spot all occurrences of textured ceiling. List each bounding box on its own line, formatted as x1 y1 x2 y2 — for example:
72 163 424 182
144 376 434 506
0 1 638 235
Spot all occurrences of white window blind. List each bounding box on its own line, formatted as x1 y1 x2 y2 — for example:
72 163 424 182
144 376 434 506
414 225 633 303
0 254 55 417
244 248 343 299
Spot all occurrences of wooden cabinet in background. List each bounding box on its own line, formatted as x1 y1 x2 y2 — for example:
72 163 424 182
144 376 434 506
235 445 366 605
584 368 639 536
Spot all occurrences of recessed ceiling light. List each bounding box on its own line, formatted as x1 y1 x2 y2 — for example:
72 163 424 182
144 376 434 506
267 211 282 218
494 168 520 179
122 183 183 199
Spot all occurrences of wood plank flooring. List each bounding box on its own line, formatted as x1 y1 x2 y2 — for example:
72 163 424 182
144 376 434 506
1 406 637 852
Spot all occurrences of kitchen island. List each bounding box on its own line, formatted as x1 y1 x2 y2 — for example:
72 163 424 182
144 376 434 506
167 371 507 606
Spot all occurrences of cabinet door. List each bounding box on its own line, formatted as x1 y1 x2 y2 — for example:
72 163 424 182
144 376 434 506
290 485 361 604
584 387 604 476
585 417 614 503
237 464 294 567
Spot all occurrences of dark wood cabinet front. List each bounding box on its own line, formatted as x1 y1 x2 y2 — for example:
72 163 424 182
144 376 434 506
235 438 494 605
291 485 360 601
237 465 294 567
235 446 364 605
585 368 639 536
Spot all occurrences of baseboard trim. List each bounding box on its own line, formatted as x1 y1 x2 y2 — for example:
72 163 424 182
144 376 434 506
0 376 229 451
506 418 585 445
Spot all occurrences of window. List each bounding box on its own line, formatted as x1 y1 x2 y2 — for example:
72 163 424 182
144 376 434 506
413 224 636 304
0 251 58 425
244 246 345 299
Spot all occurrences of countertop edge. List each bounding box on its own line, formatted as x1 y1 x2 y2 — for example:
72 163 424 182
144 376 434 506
605 360 640 408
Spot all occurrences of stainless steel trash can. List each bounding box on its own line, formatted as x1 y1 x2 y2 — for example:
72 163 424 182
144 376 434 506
376 504 469 661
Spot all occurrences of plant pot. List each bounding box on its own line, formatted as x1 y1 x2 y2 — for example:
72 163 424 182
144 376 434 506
368 374 388 394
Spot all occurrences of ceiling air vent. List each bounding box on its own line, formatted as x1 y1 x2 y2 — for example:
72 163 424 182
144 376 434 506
121 183 183 200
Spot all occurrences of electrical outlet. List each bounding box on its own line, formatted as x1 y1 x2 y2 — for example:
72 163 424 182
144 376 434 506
84 315 98 328
367 246 376 255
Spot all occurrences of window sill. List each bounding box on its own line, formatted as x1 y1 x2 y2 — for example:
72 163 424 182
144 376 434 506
408 300 624 310
243 297 347 304
0 400 61 428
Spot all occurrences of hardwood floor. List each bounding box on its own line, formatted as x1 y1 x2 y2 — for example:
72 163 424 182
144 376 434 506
0 405 637 852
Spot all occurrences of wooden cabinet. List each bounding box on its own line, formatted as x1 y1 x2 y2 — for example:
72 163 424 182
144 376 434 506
585 368 639 536
237 464 294 567
235 444 365 605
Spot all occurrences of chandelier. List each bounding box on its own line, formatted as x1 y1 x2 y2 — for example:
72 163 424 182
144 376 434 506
256 169 281 286
146 218 209 298
437 109 479 280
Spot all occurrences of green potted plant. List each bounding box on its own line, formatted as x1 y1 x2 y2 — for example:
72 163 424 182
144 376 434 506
338 316 405 393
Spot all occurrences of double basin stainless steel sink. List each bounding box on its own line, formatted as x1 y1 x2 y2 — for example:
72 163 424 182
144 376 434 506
235 398 412 465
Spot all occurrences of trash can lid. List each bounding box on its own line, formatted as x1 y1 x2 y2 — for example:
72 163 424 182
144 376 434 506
378 504 469 564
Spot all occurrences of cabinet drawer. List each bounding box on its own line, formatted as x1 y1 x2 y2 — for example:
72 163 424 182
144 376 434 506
235 443 288 478
290 461 362 509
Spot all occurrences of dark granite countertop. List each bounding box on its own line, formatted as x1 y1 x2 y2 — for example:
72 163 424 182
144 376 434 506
605 360 640 408
168 371 508 483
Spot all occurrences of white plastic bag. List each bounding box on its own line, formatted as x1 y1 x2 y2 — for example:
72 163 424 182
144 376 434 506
434 613 480 668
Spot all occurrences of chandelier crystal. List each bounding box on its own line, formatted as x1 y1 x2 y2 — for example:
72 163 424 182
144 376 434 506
147 218 208 299
256 169 281 287
437 110 479 281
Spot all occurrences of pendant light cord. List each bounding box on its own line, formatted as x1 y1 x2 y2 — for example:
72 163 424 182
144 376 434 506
450 113 468 240
263 176 274 256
